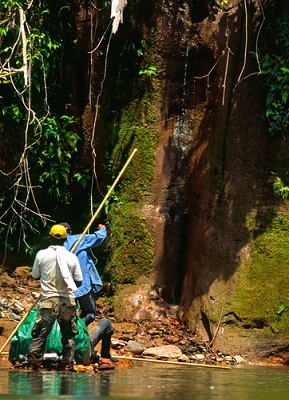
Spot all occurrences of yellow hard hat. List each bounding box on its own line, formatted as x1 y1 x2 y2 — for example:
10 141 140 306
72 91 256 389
49 224 67 239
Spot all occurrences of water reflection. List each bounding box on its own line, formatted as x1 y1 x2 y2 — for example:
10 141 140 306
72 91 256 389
7 370 112 397
1 364 289 399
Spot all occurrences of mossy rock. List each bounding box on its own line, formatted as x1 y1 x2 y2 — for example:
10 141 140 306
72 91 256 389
230 212 289 336
106 203 154 285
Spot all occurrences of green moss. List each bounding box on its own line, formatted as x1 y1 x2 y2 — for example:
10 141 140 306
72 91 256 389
105 202 154 285
104 84 159 284
230 212 289 335
109 97 158 200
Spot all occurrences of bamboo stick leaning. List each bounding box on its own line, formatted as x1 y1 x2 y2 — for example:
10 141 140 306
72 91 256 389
0 148 138 355
70 148 138 253
117 356 231 370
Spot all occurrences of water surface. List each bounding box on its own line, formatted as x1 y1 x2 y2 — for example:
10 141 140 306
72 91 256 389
1 362 289 399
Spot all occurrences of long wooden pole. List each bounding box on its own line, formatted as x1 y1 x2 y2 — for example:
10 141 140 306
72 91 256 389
117 356 231 370
0 148 138 355
71 148 138 253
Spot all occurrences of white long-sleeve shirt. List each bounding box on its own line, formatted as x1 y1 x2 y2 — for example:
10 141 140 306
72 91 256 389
32 245 83 301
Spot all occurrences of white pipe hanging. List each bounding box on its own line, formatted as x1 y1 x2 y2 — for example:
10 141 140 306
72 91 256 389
111 0 128 34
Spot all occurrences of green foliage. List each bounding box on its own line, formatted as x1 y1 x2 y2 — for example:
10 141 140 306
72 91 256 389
2 104 22 123
74 168 91 189
259 17 289 136
277 303 285 316
0 1 82 251
271 173 289 200
104 186 124 215
1 0 24 8
259 17 289 199
139 65 157 76
33 115 80 202
220 1 229 10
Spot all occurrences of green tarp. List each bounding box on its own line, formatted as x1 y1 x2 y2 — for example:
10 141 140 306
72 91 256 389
9 308 91 364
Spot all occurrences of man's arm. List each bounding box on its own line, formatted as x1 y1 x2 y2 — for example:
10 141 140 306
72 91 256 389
71 253 83 284
31 252 41 280
75 224 107 251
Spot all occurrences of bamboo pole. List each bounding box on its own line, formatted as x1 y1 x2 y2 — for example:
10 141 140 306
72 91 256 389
71 148 138 253
0 148 137 356
117 356 231 370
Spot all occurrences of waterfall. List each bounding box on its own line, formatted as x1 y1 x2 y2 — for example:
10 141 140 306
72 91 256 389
173 42 191 221
163 43 191 304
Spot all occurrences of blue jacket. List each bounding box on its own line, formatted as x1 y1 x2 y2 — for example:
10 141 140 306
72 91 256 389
63 228 107 297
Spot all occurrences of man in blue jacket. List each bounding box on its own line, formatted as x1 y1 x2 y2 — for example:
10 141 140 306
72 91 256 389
59 222 107 326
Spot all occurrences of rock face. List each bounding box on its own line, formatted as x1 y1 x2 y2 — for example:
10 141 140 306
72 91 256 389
149 0 275 305
144 0 289 351
2 0 288 361
68 0 289 355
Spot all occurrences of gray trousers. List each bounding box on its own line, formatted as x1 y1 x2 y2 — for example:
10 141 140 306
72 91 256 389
89 318 114 358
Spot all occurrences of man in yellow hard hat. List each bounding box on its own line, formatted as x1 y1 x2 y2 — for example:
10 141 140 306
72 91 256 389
27 224 83 371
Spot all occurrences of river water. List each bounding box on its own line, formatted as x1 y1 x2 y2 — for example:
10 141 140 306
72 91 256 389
0 362 289 399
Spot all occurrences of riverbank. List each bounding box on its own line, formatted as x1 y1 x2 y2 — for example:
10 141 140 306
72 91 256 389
0 266 287 368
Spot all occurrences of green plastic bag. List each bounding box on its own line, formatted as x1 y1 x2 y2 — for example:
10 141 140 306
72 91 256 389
9 307 38 363
44 314 91 364
9 307 91 364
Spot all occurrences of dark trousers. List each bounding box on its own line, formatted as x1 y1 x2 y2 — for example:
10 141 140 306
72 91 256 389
29 297 78 368
77 290 96 326
89 318 114 358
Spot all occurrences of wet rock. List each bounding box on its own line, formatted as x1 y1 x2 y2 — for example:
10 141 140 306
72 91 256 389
114 284 168 322
135 336 153 348
9 312 21 321
11 301 25 314
126 340 145 355
234 355 245 364
152 338 164 347
31 292 40 300
166 335 179 344
111 339 126 349
0 273 16 288
143 344 182 359
0 299 9 309
178 354 190 362
119 334 135 341
191 354 205 361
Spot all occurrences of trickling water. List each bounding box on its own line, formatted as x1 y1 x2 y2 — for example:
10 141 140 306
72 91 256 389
155 41 193 305
173 43 192 157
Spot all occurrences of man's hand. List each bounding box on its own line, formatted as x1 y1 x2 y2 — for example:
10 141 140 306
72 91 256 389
97 224 106 230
